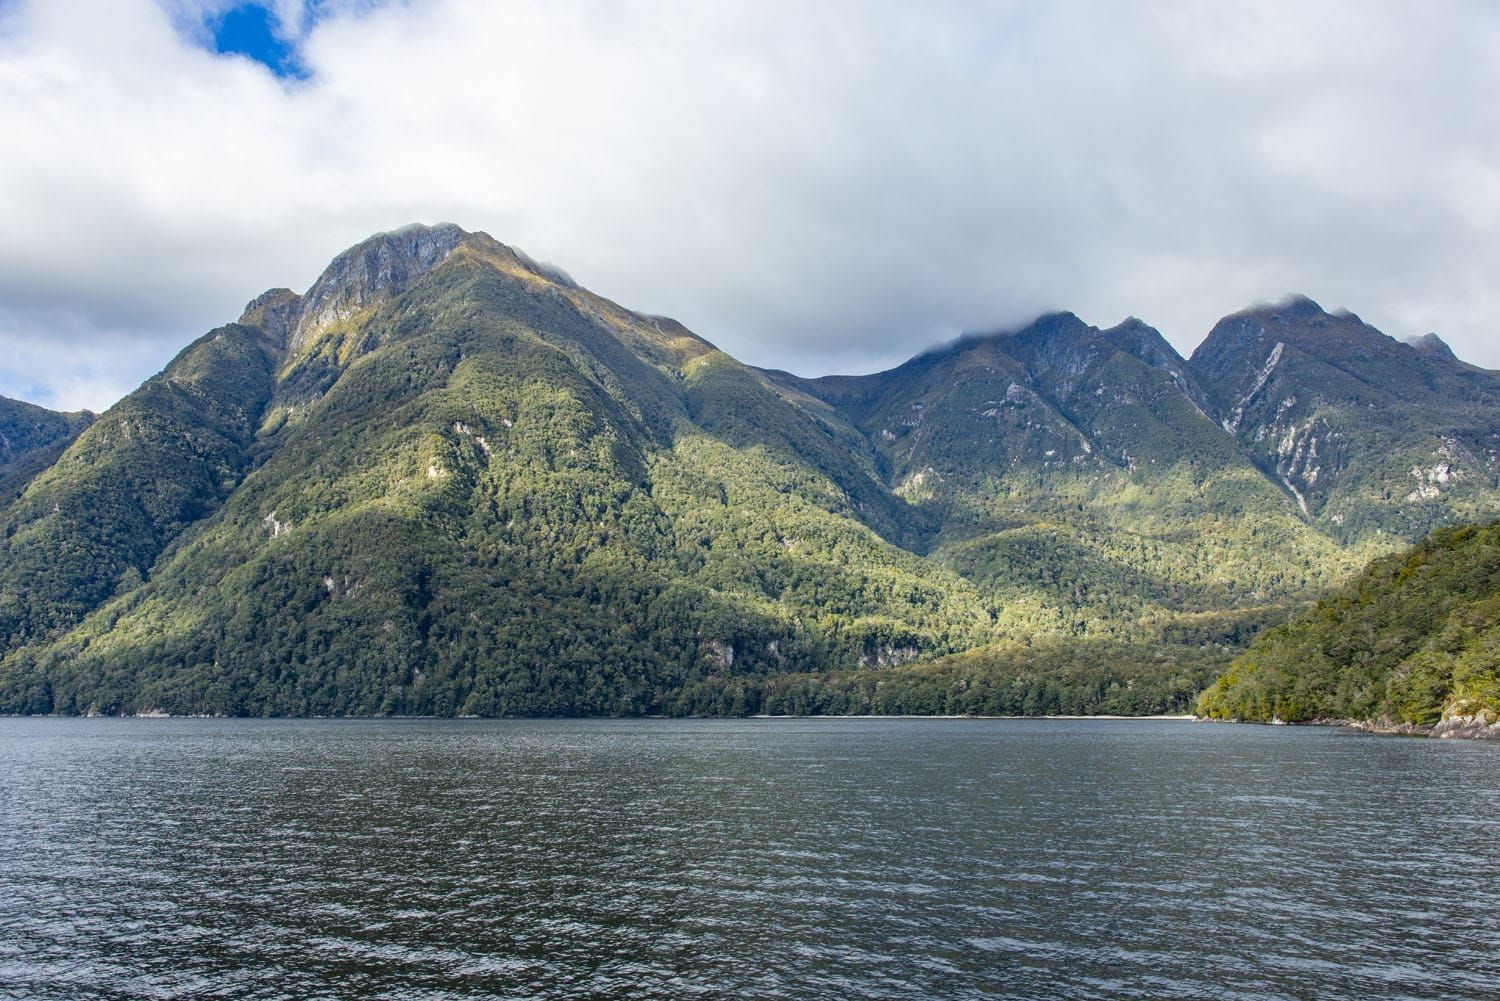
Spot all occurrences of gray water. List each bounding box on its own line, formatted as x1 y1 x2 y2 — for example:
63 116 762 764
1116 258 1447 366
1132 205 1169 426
0 718 1495 1000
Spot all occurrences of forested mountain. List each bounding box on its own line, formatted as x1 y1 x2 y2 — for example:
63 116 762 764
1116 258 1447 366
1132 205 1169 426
1197 520 1500 733
0 396 93 502
0 225 997 715
0 324 282 652
1190 296 1500 542
0 223 1496 717
789 312 1360 637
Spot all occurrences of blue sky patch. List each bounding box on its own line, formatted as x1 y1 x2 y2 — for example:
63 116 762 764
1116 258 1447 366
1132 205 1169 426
211 3 308 79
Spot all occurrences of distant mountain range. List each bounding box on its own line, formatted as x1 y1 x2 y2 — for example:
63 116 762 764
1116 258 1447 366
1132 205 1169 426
1 223 1496 717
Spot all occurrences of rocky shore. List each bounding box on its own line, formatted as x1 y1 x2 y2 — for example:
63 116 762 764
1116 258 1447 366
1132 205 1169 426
1337 710 1500 740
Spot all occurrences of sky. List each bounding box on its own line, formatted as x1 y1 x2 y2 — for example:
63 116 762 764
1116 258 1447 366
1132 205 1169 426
1 0 1498 412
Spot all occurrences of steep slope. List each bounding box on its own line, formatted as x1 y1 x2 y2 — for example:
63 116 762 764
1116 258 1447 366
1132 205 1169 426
0 225 996 715
0 322 283 651
0 397 93 502
1197 519 1500 734
1189 296 1500 542
4 225 1498 718
791 313 1356 647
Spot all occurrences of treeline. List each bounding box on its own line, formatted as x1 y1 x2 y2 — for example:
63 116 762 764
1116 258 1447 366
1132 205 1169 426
2 632 1225 719
672 640 1223 717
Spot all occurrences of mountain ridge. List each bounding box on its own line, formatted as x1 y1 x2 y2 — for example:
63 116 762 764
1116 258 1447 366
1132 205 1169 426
1 223 1496 717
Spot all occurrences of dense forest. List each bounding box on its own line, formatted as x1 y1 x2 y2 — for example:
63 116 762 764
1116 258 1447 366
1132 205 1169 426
1 224 1496 718
1197 520 1500 727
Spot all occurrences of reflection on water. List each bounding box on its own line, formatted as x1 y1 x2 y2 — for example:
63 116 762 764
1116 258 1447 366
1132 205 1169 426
0 717 1495 999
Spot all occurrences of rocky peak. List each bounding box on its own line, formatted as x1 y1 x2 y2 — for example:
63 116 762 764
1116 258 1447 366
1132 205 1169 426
1266 293 1325 320
239 288 303 348
1189 294 1500 437
1407 332 1457 361
1001 311 1095 358
1010 310 1090 339
1101 317 1184 370
1212 295 1406 364
289 223 470 352
1001 312 1109 401
1099 317 1219 418
1189 295 1354 404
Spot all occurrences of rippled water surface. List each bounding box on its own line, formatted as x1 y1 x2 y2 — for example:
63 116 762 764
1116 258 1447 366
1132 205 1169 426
1 718 1496 1000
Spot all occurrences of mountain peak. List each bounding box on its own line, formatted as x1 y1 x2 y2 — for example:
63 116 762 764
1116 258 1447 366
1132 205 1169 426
1028 309 1088 331
1190 293 1405 381
1100 316 1198 382
1101 316 1171 350
289 223 472 352
239 288 303 347
1273 293 1324 317
1407 332 1457 360
1227 293 1326 323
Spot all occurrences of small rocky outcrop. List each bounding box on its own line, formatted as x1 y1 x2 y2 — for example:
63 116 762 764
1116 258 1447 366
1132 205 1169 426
1429 710 1500 740
1342 710 1500 740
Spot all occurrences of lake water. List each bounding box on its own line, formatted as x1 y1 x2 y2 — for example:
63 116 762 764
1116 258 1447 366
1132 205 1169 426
0 718 1495 1000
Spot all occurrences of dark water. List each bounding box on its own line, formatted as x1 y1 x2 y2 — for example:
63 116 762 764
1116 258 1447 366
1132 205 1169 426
0 718 1496 1000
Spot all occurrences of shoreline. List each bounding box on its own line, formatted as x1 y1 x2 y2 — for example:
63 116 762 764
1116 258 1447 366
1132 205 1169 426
751 713 1199 721
1200 714 1500 741
5 712 1496 739
1 711 1203 721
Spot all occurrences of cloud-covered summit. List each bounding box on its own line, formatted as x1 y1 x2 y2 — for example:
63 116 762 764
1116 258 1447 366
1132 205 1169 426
2 0 1498 410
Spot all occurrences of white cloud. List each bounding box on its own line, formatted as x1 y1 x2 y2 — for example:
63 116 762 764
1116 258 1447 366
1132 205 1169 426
2 0 1498 411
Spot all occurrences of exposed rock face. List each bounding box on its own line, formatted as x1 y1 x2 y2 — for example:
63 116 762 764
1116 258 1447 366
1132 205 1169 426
857 644 920 669
289 223 468 352
1002 312 1111 403
1188 295 1327 407
1430 711 1500 739
238 288 303 348
1186 295 1500 538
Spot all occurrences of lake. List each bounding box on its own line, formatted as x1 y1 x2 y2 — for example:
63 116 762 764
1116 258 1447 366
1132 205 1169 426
0 718 1495 999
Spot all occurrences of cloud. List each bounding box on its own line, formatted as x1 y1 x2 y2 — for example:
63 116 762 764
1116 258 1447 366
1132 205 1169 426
2 0 1498 411
0 305 165 411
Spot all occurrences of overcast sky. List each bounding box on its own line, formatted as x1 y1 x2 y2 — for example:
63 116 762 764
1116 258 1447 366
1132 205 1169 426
2 0 1498 411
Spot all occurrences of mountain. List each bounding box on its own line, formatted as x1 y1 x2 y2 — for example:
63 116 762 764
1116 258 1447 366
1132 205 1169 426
1189 296 1500 542
0 396 93 501
0 225 997 715
1 225 1497 717
788 311 1358 638
1197 519 1500 736
0 320 281 655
